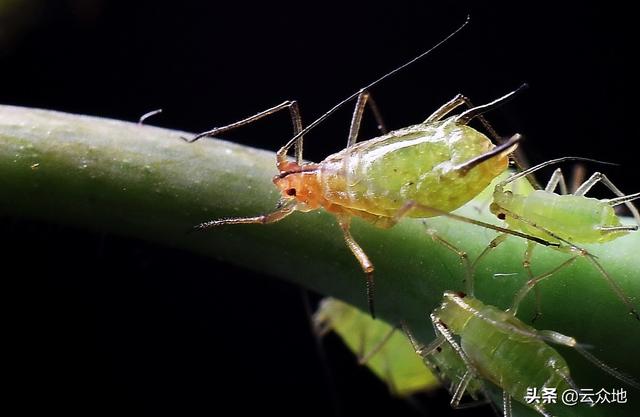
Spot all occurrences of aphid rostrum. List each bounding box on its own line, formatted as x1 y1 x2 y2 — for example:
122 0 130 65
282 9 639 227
184 18 526 317
404 291 640 417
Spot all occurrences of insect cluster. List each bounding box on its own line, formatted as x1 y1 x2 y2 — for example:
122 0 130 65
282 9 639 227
184 20 639 417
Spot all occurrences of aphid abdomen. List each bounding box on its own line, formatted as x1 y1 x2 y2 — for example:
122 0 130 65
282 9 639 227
502 190 625 243
436 294 572 409
461 306 571 405
319 118 508 220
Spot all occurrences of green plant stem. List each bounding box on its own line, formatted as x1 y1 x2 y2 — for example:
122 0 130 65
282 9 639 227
1 105 639 416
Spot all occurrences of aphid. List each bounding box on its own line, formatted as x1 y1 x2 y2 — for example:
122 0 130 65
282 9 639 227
183 17 526 317
401 158 640 321
404 291 640 417
314 297 494 411
313 297 436 397
488 158 640 318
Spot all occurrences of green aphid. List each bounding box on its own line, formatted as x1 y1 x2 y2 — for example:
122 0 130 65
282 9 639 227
182 18 527 317
487 158 640 320
406 291 640 417
404 157 640 321
313 297 437 397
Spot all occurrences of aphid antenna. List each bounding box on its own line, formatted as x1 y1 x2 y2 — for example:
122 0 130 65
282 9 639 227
495 206 589 253
455 83 528 125
400 320 445 357
396 200 559 248
278 15 471 156
446 293 578 346
357 324 399 365
573 345 640 390
608 191 640 207
498 156 618 189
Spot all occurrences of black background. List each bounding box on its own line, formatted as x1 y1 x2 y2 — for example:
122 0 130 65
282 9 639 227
2 1 637 416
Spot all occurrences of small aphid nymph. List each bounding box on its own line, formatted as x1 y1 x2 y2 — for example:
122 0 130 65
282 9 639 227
485 158 640 319
403 157 640 321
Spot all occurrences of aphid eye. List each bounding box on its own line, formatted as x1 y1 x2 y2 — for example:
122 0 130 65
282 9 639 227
286 188 297 196
497 213 506 220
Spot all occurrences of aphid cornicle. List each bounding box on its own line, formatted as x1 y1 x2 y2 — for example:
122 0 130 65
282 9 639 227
184 18 525 317
405 291 640 417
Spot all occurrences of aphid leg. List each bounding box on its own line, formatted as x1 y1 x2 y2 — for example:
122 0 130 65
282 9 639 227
181 100 305 164
574 172 640 224
430 315 488 408
544 168 568 195
337 216 376 318
403 322 495 411
423 226 474 295
424 93 504 145
193 200 296 230
495 156 616 192
454 84 528 126
347 89 388 148
606 193 640 228
537 329 640 390
401 320 445 358
431 315 477 380
449 372 495 412
582 254 640 321
424 94 471 123
502 391 513 417
451 390 496 411
471 234 509 272
508 256 579 317
493 205 640 320
423 89 534 177
556 369 580 392
357 325 398 365
573 345 640 390
532 404 553 417
450 371 474 408
522 241 543 322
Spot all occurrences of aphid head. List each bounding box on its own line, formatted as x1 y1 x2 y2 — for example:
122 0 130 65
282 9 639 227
489 202 507 220
273 163 322 209
436 291 473 334
490 190 514 220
